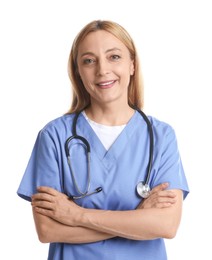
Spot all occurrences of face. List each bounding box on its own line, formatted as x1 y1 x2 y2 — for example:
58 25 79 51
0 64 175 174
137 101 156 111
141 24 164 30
77 30 134 107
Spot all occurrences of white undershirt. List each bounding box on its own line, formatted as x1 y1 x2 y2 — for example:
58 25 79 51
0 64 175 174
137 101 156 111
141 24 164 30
82 111 126 150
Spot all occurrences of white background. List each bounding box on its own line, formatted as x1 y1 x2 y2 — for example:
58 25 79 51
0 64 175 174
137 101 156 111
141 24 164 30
1 0 211 259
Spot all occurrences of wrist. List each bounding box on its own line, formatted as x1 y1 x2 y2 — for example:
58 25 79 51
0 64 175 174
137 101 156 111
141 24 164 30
72 204 87 227
78 207 88 227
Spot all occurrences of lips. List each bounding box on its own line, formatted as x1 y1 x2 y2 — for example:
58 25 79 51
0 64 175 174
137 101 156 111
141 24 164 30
97 80 116 89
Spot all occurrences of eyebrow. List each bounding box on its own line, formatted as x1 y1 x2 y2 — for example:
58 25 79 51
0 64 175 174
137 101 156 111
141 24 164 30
80 47 122 58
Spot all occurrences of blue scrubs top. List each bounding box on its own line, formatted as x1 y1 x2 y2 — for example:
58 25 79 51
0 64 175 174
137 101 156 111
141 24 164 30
17 111 189 260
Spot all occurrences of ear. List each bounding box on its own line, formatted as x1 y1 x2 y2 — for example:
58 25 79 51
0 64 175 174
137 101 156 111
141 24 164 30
130 60 135 75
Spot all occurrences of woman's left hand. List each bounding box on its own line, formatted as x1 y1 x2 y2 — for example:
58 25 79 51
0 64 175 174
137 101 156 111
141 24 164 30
31 186 82 226
137 183 177 210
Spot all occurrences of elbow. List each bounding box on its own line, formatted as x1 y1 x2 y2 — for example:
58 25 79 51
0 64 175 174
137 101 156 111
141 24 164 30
38 235 48 244
36 223 50 243
163 226 178 239
162 219 180 239
38 235 49 244
33 208 52 243
161 209 182 239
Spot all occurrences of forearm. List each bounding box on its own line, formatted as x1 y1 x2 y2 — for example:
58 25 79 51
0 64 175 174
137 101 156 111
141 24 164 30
32 208 114 244
79 207 179 240
77 190 183 241
32 187 182 241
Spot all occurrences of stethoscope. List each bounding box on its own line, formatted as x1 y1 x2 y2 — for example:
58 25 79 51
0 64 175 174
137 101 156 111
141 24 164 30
65 108 154 200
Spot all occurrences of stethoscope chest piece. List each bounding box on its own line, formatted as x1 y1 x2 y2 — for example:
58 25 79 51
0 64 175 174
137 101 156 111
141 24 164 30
136 182 151 198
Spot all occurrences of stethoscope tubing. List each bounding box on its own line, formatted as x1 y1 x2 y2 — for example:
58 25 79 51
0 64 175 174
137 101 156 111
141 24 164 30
136 109 154 185
65 107 154 199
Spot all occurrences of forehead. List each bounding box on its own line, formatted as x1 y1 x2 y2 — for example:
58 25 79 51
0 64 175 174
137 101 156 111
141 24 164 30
78 30 129 54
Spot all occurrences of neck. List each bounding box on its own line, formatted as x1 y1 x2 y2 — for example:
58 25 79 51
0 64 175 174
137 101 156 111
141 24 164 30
85 103 135 126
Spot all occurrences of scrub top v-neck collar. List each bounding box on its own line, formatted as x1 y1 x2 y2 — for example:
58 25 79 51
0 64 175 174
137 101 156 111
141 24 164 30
74 111 145 170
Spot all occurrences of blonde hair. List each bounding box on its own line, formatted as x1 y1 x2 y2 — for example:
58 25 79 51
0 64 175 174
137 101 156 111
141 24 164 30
67 20 144 114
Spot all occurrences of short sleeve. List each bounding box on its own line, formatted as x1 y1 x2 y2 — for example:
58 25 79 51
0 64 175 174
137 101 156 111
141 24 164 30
17 129 62 202
152 126 189 199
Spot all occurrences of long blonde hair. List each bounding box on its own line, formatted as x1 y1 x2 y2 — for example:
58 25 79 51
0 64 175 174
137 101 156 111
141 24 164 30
67 20 144 114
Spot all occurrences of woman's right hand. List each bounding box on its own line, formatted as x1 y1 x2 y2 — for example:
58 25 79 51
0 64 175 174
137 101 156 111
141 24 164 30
137 183 177 209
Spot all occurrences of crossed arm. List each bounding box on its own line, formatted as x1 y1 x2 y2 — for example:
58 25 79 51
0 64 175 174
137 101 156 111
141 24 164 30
31 183 183 244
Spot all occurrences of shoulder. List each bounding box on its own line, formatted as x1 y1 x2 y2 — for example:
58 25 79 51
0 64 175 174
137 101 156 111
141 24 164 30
146 115 177 143
148 115 175 133
146 115 181 155
39 113 76 138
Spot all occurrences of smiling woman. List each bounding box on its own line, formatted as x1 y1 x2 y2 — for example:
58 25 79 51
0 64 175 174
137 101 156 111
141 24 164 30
68 20 143 116
76 30 135 119
17 20 189 260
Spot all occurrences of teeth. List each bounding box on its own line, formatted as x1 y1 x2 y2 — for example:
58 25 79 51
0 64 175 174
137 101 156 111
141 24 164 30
99 81 114 86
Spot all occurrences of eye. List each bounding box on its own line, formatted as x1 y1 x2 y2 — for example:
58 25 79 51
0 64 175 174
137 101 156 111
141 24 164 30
83 58 95 65
110 55 121 61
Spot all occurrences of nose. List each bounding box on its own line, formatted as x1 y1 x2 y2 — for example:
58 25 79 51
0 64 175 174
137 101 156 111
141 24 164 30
96 58 110 76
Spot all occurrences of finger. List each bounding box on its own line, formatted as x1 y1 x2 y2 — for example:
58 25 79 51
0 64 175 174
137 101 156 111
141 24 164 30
155 196 176 204
31 200 53 210
148 192 177 204
146 196 176 208
31 192 53 202
139 198 175 209
154 202 174 209
150 183 169 194
157 190 177 198
33 206 54 217
143 192 176 205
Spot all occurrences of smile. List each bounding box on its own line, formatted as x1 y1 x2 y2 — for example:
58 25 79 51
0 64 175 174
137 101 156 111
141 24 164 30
97 80 116 89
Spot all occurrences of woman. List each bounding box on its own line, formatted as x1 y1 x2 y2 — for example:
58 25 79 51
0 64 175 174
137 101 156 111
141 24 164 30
17 20 189 259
